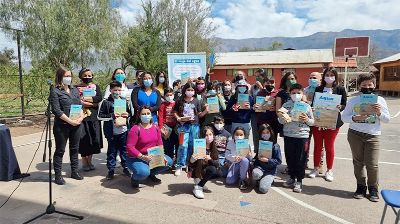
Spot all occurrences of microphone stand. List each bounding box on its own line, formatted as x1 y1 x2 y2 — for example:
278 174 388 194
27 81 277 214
24 82 83 223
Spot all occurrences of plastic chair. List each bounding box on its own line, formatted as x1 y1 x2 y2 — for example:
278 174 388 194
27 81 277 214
380 189 400 224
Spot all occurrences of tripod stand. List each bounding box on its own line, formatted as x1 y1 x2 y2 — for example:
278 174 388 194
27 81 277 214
24 83 83 223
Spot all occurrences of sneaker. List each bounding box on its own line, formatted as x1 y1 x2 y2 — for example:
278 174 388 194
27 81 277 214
308 169 319 178
283 178 296 188
123 168 131 177
106 170 114 180
325 170 334 182
368 186 380 202
131 179 139 188
193 185 204 199
174 168 182 176
148 174 161 183
194 178 208 191
353 184 367 199
293 182 302 193
239 180 248 190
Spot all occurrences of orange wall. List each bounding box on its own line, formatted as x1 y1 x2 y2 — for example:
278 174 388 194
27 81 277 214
378 61 400 91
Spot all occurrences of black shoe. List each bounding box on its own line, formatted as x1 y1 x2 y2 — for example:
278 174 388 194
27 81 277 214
71 172 84 180
131 179 139 188
239 180 248 190
106 170 114 180
54 175 65 185
148 174 161 183
353 184 367 199
123 168 131 177
368 186 380 202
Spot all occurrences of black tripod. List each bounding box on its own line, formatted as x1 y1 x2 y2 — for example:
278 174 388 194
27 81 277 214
24 82 83 223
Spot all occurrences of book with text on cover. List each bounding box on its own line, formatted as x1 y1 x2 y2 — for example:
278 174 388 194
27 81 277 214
313 92 341 129
147 146 165 169
236 139 250 157
290 102 309 121
255 96 267 112
181 71 190 84
258 140 273 159
237 93 250 109
207 96 219 114
193 139 207 158
69 105 82 120
82 88 96 97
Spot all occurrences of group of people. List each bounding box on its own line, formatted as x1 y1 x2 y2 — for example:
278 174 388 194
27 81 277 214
49 66 390 201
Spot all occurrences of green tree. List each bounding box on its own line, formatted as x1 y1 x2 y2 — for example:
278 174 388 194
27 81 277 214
237 41 283 52
0 0 122 69
0 48 16 65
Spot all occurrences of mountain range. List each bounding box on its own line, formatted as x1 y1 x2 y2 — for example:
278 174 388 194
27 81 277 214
215 29 400 60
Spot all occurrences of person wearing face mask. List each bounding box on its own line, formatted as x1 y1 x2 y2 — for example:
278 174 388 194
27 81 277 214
173 83 208 176
103 68 131 100
49 67 85 185
304 72 322 104
341 73 390 202
190 126 221 199
252 124 282 194
278 83 314 193
195 77 207 102
308 68 347 182
155 71 168 97
221 80 234 132
158 88 178 159
76 68 103 172
98 81 132 180
131 71 161 125
211 116 232 178
202 81 227 127
126 106 173 188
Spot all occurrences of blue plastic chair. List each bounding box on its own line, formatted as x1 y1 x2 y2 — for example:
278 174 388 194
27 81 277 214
380 189 400 224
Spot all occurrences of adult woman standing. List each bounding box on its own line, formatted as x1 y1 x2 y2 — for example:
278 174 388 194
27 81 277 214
308 68 347 181
131 71 161 124
49 67 84 185
76 68 103 171
155 71 168 97
126 106 173 188
103 68 130 100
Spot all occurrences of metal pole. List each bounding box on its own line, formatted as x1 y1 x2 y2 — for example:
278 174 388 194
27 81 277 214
16 30 25 119
184 19 188 53
344 56 348 92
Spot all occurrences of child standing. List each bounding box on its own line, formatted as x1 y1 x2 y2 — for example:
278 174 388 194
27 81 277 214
225 127 252 190
341 73 390 202
173 83 208 176
278 83 314 193
211 116 232 177
190 126 221 199
252 124 282 193
98 81 131 180
158 88 178 160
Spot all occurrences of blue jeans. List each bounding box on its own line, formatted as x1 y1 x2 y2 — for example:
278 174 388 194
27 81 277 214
252 167 275 193
106 132 127 171
126 155 173 181
218 152 228 178
176 123 200 168
226 158 250 185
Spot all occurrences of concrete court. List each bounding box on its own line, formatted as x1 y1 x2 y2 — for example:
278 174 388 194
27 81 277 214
0 97 399 224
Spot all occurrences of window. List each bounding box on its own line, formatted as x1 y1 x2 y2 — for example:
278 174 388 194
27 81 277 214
247 69 254 76
227 69 233 76
383 66 400 81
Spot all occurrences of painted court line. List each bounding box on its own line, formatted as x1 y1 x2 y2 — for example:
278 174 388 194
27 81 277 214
271 187 354 224
334 156 400 166
391 111 400 118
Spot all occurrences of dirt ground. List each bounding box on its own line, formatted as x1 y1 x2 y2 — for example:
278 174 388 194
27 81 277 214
9 125 45 137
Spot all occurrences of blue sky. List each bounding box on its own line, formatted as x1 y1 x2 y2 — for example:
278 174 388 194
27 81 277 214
1 0 399 56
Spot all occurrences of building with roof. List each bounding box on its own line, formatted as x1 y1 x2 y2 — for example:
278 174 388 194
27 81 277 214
210 49 334 88
373 52 400 95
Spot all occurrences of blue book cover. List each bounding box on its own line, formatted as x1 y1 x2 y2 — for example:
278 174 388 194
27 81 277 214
69 104 82 120
236 139 250 157
258 140 273 159
193 139 206 158
237 93 249 109
291 102 309 121
114 99 126 114
147 146 165 169
82 88 96 97
255 96 267 112
313 92 341 129
207 96 219 114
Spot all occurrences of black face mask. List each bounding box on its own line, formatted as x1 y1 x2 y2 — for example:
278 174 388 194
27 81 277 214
265 85 274 92
360 87 375 94
82 77 92 84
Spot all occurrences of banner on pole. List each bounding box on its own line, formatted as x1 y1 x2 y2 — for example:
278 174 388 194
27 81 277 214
167 52 207 87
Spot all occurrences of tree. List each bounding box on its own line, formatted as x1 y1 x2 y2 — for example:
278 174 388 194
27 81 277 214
237 41 284 52
0 48 15 65
0 0 122 69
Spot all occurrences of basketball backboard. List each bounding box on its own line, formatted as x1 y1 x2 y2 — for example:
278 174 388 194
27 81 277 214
334 36 370 58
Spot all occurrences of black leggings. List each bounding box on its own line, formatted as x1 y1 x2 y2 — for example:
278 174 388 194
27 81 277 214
198 166 219 187
284 136 309 182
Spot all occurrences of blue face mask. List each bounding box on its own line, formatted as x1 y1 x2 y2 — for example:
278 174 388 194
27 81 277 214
308 79 318 88
238 86 247 93
140 114 152 123
208 89 217 95
143 79 153 87
115 73 125 83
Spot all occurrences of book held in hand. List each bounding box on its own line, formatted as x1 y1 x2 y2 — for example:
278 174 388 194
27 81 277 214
161 124 172 140
207 96 219 114
353 94 378 124
236 139 250 157
82 88 96 97
193 139 207 158
313 92 341 129
114 99 127 126
69 105 82 120
181 71 190 85
258 140 273 159
147 146 165 169
237 93 250 109
290 102 309 121
255 96 267 112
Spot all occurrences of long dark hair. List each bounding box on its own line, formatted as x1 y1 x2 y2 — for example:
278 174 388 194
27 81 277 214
176 82 197 116
201 126 218 158
233 126 247 138
155 71 168 89
279 71 297 90
321 67 339 87
258 123 277 144
195 77 206 95
55 67 72 86
111 68 126 82
140 71 155 89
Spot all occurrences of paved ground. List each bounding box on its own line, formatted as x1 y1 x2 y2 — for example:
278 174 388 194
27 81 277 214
1 97 400 224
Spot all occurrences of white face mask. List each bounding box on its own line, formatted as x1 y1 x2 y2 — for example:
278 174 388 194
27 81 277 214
324 76 335 84
224 85 232 91
291 93 303 102
261 134 271 140
62 77 72 86
159 77 165 83
235 135 244 140
214 123 224 131
165 95 174 102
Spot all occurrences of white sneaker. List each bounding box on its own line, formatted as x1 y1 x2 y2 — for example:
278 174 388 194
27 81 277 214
193 185 204 199
174 168 182 176
293 182 302 193
194 178 208 191
283 178 296 188
325 170 334 182
308 169 319 178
